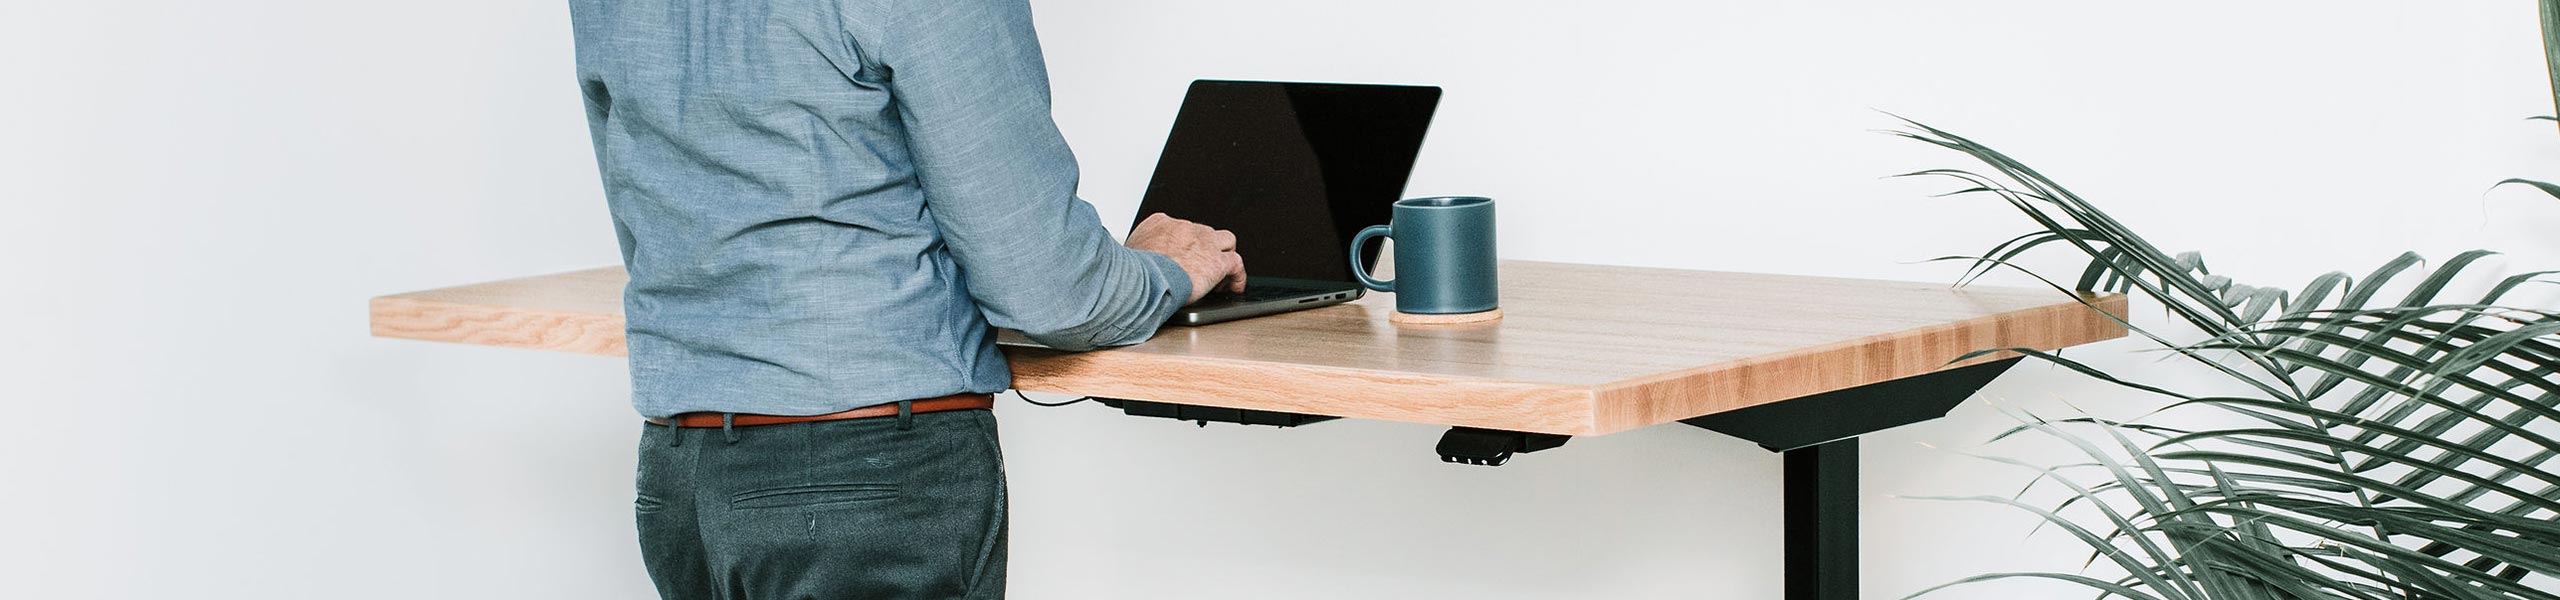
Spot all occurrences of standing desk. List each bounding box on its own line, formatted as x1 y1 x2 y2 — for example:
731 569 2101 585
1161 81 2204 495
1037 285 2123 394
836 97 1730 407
371 260 2127 599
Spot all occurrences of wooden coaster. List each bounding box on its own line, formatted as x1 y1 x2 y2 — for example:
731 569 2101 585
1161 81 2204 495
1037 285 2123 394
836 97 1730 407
1391 308 1504 325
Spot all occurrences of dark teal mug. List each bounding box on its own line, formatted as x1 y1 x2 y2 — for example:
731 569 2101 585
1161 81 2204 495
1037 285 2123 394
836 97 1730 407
1350 196 1498 315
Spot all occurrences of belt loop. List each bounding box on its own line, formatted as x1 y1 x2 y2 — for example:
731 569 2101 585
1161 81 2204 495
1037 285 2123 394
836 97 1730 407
896 400 915 430
721 413 740 445
664 416 683 447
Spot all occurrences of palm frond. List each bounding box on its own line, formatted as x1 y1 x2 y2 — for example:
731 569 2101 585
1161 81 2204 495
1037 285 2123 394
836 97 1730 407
2541 0 2560 133
1899 121 2560 599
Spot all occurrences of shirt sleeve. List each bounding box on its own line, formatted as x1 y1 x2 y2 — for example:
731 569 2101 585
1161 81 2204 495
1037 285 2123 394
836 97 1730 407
575 77 639 266
877 0 1190 351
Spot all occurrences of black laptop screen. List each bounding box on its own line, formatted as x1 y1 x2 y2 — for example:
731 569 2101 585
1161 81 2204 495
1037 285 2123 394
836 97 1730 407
1131 80 1440 283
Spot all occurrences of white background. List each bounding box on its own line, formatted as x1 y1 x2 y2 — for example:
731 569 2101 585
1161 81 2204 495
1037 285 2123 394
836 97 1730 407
6 1 2559 598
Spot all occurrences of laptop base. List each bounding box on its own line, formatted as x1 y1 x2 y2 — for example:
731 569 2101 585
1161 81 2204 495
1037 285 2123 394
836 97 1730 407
1170 287 1363 326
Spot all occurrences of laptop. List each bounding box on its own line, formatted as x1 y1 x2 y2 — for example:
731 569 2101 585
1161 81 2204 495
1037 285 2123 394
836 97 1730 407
1134 80 1442 326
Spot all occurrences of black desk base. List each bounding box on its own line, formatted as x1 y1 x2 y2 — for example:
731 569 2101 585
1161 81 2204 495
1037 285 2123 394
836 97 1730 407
1681 358 2021 600
1781 439 1860 600
1082 356 2020 600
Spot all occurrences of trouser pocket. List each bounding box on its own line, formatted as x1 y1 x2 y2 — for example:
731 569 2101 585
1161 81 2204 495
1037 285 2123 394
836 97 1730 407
727 483 899 510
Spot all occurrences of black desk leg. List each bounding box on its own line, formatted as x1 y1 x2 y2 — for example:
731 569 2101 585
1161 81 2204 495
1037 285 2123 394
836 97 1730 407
1785 437 1857 600
1680 359 2019 598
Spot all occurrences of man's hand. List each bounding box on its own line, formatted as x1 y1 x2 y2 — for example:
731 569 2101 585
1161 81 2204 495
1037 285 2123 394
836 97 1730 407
1126 213 1246 304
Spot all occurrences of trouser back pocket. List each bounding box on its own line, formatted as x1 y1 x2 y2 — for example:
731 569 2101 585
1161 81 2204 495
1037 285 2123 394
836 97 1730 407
729 483 898 510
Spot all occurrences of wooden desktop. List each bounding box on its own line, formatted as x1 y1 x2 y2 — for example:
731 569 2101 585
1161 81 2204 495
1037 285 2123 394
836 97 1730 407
372 259 2127 599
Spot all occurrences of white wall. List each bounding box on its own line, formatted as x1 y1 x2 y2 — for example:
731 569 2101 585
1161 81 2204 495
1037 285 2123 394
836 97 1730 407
5 1 2556 598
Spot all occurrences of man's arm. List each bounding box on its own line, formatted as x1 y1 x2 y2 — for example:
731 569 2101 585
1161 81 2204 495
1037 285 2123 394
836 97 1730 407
574 76 638 266
878 0 1238 351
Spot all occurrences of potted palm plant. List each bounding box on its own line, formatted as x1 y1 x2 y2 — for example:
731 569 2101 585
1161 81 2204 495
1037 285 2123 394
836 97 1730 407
1894 119 2560 598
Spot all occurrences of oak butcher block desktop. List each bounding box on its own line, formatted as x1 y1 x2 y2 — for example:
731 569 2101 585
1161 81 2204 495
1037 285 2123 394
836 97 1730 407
370 259 2127 600
370 260 2126 435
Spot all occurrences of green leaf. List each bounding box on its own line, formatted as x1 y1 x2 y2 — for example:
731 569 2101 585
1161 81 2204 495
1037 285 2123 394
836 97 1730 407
2541 0 2560 132
1893 119 2560 598
2495 178 2560 202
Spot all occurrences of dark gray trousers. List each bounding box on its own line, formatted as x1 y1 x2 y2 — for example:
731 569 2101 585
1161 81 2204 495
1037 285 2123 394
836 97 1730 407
636 408 1008 600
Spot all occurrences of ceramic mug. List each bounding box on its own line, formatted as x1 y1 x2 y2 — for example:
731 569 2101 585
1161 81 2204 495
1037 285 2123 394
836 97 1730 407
1348 196 1498 315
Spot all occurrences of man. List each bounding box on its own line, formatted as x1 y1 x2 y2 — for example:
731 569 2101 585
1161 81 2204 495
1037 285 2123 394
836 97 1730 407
566 0 1247 597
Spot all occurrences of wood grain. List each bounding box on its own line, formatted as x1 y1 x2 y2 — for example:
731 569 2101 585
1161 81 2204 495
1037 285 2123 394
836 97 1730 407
371 261 2127 436
369 268 629 356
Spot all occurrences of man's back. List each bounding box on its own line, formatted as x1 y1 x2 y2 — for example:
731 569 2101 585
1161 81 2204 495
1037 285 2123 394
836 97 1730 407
569 2 1248 597
569 0 1192 417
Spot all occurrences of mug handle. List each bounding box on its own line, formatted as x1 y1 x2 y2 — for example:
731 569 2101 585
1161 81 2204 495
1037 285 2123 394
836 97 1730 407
1348 224 1394 293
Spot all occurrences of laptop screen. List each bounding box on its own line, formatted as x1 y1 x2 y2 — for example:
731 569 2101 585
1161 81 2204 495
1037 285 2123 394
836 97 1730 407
1132 80 1440 284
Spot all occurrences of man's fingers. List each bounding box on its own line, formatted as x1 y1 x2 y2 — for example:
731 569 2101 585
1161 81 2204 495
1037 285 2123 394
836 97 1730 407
1225 251 1248 293
1212 229 1237 251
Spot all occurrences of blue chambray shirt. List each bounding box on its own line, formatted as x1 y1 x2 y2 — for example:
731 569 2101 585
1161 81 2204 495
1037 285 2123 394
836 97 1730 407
568 0 1191 418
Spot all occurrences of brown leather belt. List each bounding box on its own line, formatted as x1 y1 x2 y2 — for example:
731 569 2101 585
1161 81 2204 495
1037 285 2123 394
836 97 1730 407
646 393 995 428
